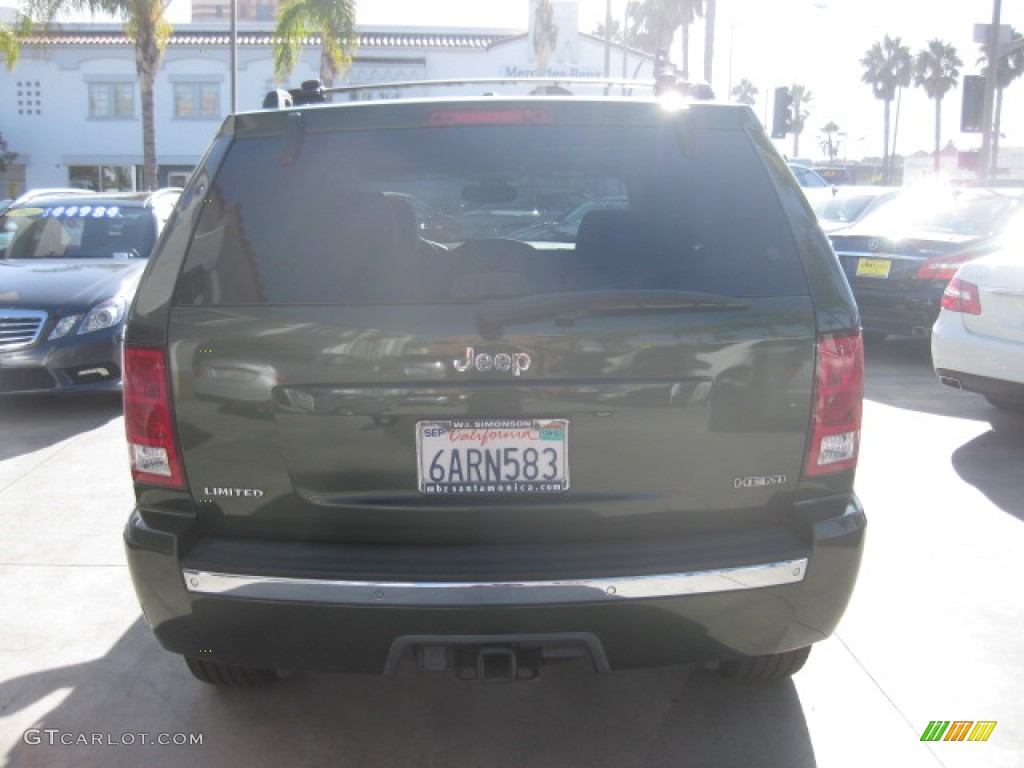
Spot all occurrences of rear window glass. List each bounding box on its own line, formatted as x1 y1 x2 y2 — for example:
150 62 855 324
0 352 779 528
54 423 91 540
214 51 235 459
0 204 153 260
175 121 806 306
857 190 1019 236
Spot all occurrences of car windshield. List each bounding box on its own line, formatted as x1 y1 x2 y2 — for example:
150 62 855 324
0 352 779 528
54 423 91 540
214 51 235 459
0 204 153 260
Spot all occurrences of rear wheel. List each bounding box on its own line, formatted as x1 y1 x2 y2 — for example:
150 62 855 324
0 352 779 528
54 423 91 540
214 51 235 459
717 646 811 682
185 656 279 686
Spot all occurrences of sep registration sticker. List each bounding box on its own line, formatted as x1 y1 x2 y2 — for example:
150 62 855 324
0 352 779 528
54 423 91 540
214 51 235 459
416 419 569 494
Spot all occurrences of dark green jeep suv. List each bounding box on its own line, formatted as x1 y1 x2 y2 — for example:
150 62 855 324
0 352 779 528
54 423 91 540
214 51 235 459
123 80 865 685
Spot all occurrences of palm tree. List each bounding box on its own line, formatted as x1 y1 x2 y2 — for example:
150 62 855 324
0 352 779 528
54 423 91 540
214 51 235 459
978 28 1024 172
789 84 812 157
678 0 702 80
29 0 172 190
819 121 841 162
2 19 24 69
633 0 702 77
914 39 961 174
731 78 757 105
594 2 643 48
632 0 681 55
861 35 912 184
273 0 357 93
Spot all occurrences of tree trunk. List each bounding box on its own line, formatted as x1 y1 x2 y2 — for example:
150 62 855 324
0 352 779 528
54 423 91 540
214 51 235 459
320 45 336 92
134 29 161 191
933 96 941 174
882 98 891 184
993 86 1004 173
703 0 715 84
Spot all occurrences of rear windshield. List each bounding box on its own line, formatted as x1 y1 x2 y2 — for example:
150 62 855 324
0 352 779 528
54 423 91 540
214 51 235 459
175 121 806 306
0 204 154 260
856 190 1020 236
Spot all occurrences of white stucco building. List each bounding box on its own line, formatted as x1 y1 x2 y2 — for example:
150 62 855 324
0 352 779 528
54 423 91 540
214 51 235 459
1 4 655 197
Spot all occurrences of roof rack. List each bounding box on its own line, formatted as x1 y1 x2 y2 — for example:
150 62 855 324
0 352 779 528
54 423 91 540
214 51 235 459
262 76 715 109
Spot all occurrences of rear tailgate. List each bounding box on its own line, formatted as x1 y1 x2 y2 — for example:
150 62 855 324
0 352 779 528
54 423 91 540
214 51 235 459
170 299 815 545
163 99 821 552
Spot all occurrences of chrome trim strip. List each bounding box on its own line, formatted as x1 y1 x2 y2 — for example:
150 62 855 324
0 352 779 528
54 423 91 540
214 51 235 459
182 558 808 606
0 309 48 351
832 250 923 262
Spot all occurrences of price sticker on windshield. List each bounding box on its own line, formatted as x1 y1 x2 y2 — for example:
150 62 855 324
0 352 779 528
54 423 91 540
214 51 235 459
416 419 569 494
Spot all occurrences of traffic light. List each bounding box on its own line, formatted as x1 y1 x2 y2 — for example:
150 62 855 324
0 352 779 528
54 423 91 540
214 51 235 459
771 86 792 139
961 75 985 133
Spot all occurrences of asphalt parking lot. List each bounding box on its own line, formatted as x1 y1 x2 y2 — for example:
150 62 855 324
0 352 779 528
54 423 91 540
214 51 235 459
1 338 1022 768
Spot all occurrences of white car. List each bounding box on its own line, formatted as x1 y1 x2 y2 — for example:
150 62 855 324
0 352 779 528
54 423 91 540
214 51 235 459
932 247 1024 412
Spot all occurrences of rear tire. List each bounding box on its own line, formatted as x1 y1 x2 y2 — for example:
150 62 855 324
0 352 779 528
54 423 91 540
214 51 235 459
717 646 811 682
185 656 279 686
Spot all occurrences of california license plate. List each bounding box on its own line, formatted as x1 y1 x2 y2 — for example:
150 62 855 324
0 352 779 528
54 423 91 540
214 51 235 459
856 257 891 278
416 419 569 494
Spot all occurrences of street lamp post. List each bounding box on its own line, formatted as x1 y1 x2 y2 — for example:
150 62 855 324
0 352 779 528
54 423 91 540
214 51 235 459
230 0 238 113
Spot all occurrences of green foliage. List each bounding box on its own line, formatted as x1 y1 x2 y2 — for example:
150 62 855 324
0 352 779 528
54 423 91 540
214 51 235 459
0 132 16 172
273 0 357 87
631 0 703 54
861 35 912 102
731 78 757 105
978 28 1024 91
914 39 961 100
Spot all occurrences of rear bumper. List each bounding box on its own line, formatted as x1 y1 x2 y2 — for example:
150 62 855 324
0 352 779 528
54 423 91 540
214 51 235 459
850 282 944 338
932 311 1024 397
125 497 866 674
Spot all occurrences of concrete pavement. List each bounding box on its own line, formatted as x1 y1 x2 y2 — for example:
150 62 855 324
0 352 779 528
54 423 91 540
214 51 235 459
0 343 1021 767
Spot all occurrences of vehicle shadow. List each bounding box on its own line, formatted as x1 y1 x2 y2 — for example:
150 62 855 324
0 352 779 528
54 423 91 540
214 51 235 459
951 412 1024 522
0 392 122 463
1 618 818 768
862 336 995 422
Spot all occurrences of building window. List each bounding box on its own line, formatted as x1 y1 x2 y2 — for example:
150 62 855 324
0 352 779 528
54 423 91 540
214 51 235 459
16 80 43 116
68 165 137 192
174 83 221 119
88 82 135 119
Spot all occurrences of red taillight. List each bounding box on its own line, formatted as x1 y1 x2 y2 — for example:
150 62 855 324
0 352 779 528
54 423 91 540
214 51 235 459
915 252 977 280
123 346 185 488
940 277 982 315
804 332 863 477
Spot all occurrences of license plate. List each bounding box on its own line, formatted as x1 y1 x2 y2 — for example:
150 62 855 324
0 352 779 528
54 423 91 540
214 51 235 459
416 419 569 494
856 257 891 278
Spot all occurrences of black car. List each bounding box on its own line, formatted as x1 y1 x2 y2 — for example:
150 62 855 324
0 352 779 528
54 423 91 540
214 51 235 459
0 189 180 394
828 187 1024 340
123 79 865 686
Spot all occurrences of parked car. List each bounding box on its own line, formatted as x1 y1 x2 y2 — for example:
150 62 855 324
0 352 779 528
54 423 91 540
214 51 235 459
811 186 900 234
932 236 1024 413
509 197 629 242
787 162 834 205
122 79 865 687
0 187 94 217
0 189 181 394
828 187 1024 340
